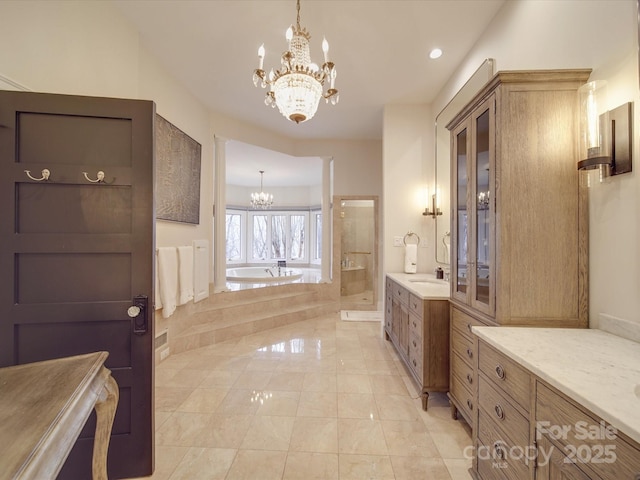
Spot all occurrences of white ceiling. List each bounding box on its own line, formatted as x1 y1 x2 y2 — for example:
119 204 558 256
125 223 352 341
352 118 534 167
226 139 322 187
111 0 505 185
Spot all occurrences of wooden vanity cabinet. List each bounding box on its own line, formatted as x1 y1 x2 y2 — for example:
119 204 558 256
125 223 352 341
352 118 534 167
536 383 640 480
384 276 449 410
475 341 534 480
447 69 591 426
449 307 486 426
473 338 640 480
535 436 596 480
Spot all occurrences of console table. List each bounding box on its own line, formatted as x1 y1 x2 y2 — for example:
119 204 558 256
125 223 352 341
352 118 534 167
0 352 118 479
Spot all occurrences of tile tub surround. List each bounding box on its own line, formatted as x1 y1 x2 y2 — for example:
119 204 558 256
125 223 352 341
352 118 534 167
472 326 640 445
133 313 473 479
385 273 449 300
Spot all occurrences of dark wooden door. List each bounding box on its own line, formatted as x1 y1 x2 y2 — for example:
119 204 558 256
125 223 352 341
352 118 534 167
0 90 155 479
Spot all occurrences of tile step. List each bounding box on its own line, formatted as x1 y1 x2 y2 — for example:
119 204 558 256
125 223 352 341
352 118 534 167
171 300 336 354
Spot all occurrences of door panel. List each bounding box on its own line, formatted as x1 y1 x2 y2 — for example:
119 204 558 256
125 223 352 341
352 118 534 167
0 90 155 479
17 111 133 167
17 183 133 234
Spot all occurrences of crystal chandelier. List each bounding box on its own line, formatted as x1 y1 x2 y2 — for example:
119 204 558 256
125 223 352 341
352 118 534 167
252 0 339 124
250 170 273 209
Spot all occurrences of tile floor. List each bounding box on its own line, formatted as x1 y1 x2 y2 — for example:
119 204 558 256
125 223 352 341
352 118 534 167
135 313 473 479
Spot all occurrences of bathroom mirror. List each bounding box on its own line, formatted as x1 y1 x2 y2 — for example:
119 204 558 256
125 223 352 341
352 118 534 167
435 58 495 265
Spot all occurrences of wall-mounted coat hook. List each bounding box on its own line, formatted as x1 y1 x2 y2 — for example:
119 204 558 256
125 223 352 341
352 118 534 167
24 169 50 181
83 170 105 183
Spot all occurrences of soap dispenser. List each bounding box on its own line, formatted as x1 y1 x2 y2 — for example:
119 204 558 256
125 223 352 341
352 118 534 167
435 267 444 279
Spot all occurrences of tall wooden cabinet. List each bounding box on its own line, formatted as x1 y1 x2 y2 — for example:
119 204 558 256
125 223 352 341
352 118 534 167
446 70 591 425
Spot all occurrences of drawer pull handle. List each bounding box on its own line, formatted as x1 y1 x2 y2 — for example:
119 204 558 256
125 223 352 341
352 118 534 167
413 359 417 367
494 404 505 420
466 399 473 410
467 323 472 333
466 373 473 384
493 442 505 460
466 348 473 359
495 364 506 380
413 340 417 348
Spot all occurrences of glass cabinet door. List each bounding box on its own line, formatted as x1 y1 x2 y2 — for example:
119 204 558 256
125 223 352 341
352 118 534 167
452 122 470 303
471 97 494 315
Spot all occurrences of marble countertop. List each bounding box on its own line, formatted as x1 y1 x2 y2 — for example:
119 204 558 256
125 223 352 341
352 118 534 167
473 326 640 445
386 272 450 300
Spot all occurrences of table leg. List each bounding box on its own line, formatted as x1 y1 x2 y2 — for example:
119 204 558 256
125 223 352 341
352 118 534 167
92 372 119 480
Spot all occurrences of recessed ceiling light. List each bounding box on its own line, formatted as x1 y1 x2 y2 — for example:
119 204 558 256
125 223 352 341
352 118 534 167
429 48 443 59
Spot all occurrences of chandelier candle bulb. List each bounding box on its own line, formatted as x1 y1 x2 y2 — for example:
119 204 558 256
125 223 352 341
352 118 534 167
322 37 329 63
258 44 265 69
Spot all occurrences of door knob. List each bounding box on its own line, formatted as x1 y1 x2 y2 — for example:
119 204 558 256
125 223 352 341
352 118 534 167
129 295 148 334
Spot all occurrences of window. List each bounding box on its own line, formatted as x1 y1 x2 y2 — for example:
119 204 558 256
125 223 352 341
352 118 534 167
227 208 314 263
225 211 245 263
248 211 308 262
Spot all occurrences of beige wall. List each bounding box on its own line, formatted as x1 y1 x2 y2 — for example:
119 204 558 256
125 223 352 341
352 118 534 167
382 104 434 275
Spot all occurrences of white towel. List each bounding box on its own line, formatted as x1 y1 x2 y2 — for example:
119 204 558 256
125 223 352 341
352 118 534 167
193 239 210 303
177 246 194 306
157 247 178 318
404 244 417 273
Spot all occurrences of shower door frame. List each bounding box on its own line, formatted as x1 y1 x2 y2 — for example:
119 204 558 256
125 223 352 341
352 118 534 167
333 195 380 311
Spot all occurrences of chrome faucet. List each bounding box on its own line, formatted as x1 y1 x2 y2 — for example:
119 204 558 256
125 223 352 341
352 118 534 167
265 268 274 277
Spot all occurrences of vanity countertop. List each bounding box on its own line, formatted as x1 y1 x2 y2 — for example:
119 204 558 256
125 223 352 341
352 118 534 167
473 326 640 445
386 272 449 300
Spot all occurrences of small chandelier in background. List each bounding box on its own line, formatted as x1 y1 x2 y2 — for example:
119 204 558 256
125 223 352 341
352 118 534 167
252 0 339 124
477 191 490 210
250 170 274 210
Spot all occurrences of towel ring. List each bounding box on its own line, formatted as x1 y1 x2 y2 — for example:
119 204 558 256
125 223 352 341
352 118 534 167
403 232 420 245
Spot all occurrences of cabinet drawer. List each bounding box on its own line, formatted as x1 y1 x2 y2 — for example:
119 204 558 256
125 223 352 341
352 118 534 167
476 442 508 480
451 351 474 391
409 348 423 380
452 307 485 339
477 412 532 480
409 311 422 338
384 313 392 333
408 293 423 318
478 342 530 411
451 326 475 365
451 370 474 421
409 330 422 358
536 382 640 480
391 282 409 304
478 375 529 451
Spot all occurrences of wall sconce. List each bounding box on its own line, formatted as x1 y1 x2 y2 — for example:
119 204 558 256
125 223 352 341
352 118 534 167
577 80 633 181
422 187 442 218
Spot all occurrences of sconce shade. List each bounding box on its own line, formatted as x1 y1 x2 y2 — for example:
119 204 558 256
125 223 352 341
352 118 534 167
578 80 610 171
577 80 633 177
